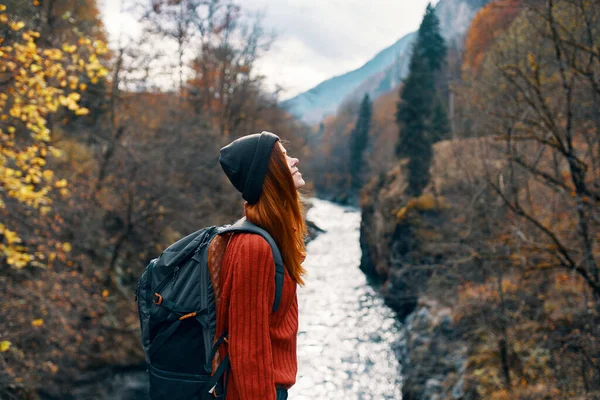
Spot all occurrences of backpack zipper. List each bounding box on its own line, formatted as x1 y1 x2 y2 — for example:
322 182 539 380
172 266 180 288
154 270 175 294
134 280 141 302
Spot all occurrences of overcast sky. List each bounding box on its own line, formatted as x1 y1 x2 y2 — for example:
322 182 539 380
99 0 438 100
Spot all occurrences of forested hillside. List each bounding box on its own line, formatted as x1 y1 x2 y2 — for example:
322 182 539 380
356 0 600 398
0 1 309 398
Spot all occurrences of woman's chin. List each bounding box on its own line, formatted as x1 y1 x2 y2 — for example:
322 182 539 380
295 176 306 189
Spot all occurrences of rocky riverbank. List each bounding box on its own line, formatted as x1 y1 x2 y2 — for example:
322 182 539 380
397 299 469 400
359 139 496 399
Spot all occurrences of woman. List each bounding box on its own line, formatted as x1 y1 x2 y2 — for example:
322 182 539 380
208 131 307 400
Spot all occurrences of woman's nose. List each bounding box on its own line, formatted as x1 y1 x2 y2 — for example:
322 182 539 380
291 157 299 168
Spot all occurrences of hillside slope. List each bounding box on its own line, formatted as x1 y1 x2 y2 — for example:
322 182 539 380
281 0 490 124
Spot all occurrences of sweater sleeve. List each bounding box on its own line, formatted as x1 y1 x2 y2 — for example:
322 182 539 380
225 233 277 400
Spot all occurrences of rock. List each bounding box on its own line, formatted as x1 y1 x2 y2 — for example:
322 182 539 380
396 301 468 400
305 219 325 244
451 375 464 399
424 379 444 399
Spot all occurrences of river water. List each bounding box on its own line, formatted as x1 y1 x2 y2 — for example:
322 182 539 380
86 198 402 399
290 198 402 399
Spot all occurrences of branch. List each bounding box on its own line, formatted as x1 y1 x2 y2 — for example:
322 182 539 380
512 156 600 203
487 178 600 297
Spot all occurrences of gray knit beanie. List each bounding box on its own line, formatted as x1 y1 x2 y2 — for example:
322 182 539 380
219 131 280 205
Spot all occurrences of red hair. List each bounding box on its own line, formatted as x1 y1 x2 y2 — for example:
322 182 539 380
245 142 307 285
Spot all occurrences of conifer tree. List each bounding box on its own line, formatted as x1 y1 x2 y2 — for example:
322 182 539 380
349 94 372 194
430 98 450 143
396 3 448 196
415 4 447 72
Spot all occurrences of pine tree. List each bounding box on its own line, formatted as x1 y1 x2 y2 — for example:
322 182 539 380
349 94 372 194
415 4 447 72
396 54 435 195
396 3 448 196
430 98 450 143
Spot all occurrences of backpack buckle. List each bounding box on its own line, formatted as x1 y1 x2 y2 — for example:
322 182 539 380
179 311 197 321
152 293 163 305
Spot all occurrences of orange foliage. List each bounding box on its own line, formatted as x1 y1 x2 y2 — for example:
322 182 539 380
463 0 524 74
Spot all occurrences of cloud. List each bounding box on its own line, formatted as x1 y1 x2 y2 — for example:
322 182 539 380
99 0 142 45
99 0 438 99
237 0 438 99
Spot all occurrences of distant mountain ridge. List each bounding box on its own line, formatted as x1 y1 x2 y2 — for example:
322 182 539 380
281 0 490 124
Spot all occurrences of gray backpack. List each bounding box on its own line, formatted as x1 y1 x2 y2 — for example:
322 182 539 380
135 217 284 399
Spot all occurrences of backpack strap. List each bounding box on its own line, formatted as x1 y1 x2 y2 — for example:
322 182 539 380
217 217 285 313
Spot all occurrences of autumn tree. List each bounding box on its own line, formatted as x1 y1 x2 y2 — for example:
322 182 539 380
186 6 273 135
462 0 524 74
456 0 600 395
142 0 209 97
0 2 108 269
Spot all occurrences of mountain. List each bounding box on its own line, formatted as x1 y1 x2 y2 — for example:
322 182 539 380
281 0 490 125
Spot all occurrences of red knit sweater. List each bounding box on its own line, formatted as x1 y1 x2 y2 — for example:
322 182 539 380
214 233 298 400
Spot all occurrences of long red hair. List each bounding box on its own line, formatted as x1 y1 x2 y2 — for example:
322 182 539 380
245 142 307 285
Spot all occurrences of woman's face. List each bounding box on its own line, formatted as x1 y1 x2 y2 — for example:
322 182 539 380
279 142 305 189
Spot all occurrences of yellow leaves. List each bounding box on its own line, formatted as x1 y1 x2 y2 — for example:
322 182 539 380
62 242 72 252
9 105 21 118
102 290 110 298
93 40 109 55
78 37 92 46
3 61 15 71
58 93 82 111
410 193 439 210
10 21 25 31
31 319 44 327
61 43 77 53
1 16 108 270
42 169 54 181
0 5 6 11
395 207 408 220
22 30 40 41
0 340 11 352
49 146 63 158
527 52 538 73
40 205 52 215
45 361 59 374
5 250 32 268
0 224 21 245
42 48 63 60
394 194 449 220
68 75 79 90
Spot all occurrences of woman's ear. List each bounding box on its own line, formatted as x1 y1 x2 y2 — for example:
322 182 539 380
243 201 249 216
